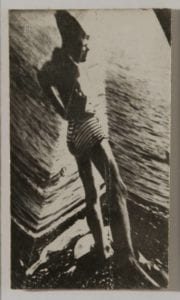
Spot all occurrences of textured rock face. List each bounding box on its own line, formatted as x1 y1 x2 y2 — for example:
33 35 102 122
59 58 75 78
10 9 170 263
10 10 107 237
10 11 79 235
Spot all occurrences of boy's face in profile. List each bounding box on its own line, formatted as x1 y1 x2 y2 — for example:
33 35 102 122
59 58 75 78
71 38 90 63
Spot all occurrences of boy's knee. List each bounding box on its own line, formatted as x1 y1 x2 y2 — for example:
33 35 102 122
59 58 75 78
86 185 98 205
109 161 128 196
112 194 127 212
87 201 100 214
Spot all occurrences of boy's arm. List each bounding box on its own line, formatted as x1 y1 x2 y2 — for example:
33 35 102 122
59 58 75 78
37 69 66 119
50 86 66 117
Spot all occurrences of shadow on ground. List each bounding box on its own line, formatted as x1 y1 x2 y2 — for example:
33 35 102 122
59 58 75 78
11 198 168 290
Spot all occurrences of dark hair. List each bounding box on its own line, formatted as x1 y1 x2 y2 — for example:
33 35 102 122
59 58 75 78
55 10 89 48
52 47 62 62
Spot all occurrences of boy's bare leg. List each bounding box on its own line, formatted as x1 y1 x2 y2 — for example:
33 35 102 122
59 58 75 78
76 157 109 259
90 140 161 287
91 139 134 258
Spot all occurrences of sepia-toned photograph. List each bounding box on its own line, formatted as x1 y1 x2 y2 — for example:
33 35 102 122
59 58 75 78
10 9 170 289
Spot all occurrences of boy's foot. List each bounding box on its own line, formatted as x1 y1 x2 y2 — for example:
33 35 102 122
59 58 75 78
137 252 168 287
91 243 114 262
113 253 160 288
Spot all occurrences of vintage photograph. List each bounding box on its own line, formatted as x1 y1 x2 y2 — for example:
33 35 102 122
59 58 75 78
10 9 170 289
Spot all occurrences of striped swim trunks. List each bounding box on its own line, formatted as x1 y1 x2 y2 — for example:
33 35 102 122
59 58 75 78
67 116 108 158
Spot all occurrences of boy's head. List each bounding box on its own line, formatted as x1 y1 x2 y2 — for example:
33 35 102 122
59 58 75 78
55 10 89 63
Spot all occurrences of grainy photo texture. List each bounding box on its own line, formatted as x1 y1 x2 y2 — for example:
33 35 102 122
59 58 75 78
10 9 170 289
